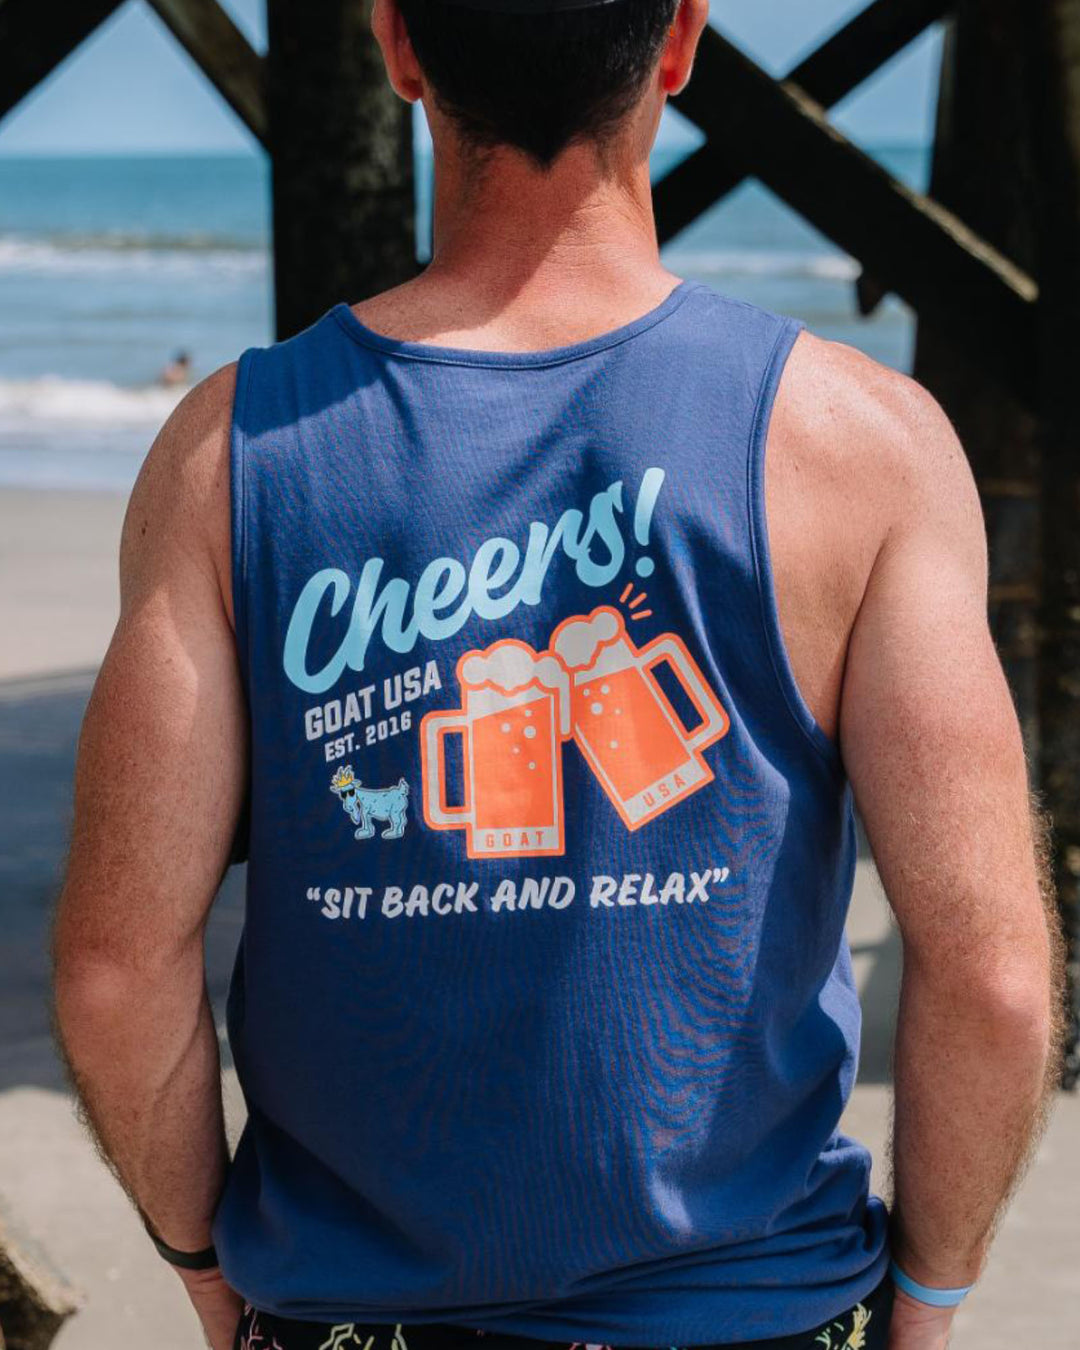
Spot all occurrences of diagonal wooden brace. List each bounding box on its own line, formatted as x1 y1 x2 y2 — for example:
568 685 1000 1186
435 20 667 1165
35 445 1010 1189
657 0 954 242
0 0 266 147
666 18 1038 404
0 0 125 124
145 0 266 145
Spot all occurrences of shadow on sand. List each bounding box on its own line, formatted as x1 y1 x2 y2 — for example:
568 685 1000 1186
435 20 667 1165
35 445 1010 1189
0 669 244 1094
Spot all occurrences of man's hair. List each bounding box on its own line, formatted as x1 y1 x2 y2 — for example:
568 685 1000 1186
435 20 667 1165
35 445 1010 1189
396 0 682 172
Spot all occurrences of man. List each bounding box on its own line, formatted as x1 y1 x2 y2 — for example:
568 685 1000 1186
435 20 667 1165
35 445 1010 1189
51 1 1063 1349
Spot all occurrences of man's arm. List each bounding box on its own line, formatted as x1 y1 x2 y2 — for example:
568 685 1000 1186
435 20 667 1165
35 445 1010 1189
50 364 247 1346
837 371 1065 1333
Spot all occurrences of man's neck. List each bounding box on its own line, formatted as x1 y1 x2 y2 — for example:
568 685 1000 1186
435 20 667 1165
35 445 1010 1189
433 134 658 270
352 133 678 350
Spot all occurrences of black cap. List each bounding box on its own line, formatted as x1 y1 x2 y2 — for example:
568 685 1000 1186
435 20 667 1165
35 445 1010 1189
434 0 626 10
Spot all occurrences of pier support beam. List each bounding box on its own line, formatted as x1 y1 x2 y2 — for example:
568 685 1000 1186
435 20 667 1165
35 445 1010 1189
914 2 1041 754
1033 0 1080 1089
266 0 418 339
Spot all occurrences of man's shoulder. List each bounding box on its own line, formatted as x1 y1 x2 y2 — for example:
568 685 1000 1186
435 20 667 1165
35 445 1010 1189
144 361 238 503
774 330 971 532
120 362 239 619
763 332 981 683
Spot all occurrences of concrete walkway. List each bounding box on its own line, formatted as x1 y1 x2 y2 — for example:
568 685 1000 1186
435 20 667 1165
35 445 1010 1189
0 668 1076 1350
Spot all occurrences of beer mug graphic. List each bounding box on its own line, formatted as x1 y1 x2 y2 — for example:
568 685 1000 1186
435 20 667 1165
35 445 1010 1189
550 606 729 830
421 640 572 858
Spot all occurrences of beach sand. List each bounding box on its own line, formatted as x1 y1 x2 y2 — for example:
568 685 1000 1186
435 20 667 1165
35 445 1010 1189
0 484 1077 1350
0 487 127 682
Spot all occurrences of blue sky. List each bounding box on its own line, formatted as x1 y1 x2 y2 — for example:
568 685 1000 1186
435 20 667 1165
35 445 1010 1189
0 0 942 155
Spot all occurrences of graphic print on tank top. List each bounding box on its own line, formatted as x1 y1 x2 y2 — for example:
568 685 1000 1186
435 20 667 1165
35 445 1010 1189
285 465 731 863
422 602 729 859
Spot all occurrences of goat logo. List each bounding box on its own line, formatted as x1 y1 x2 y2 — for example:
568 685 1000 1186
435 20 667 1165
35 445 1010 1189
329 765 409 841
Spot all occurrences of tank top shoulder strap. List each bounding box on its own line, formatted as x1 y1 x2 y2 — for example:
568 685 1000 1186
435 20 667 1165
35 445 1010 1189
229 310 353 687
658 288 832 777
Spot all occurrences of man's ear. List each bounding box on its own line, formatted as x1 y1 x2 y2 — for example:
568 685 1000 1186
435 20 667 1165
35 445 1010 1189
371 0 425 105
659 0 710 97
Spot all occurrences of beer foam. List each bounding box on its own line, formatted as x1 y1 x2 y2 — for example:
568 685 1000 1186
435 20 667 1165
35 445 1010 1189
460 643 571 734
551 609 621 671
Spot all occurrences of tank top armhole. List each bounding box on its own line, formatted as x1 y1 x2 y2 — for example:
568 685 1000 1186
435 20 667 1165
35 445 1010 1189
747 318 845 779
230 346 257 690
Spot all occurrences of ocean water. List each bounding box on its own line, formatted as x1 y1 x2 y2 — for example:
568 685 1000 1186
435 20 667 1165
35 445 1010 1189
0 145 928 491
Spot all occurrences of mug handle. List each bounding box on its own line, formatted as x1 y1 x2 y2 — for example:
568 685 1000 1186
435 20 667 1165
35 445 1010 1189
421 709 473 829
642 635 730 751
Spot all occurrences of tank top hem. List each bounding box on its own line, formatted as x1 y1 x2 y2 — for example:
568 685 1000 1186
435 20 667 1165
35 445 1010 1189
218 1245 892 1348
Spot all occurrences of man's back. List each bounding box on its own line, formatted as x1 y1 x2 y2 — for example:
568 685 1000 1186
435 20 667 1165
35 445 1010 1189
333 278 959 765
210 279 887 1341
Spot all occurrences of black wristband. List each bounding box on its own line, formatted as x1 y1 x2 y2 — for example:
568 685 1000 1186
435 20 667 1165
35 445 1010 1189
140 1210 219 1270
149 1233 220 1270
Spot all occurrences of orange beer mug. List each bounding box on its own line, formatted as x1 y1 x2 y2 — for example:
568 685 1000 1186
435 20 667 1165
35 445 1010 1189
550 606 729 830
421 640 572 858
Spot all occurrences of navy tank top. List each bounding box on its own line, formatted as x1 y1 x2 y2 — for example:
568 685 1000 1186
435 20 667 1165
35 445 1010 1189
213 279 890 1344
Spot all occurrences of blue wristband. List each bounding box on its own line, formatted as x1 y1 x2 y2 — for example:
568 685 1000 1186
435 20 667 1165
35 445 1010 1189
889 1258 974 1308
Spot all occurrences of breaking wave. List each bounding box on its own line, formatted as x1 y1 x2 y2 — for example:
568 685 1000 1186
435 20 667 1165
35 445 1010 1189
0 375 185 428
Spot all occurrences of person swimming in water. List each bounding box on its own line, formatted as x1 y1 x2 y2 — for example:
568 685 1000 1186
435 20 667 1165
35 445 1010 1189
158 350 192 387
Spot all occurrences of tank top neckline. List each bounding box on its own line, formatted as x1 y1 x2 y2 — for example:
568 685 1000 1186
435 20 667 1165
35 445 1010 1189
329 277 702 370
